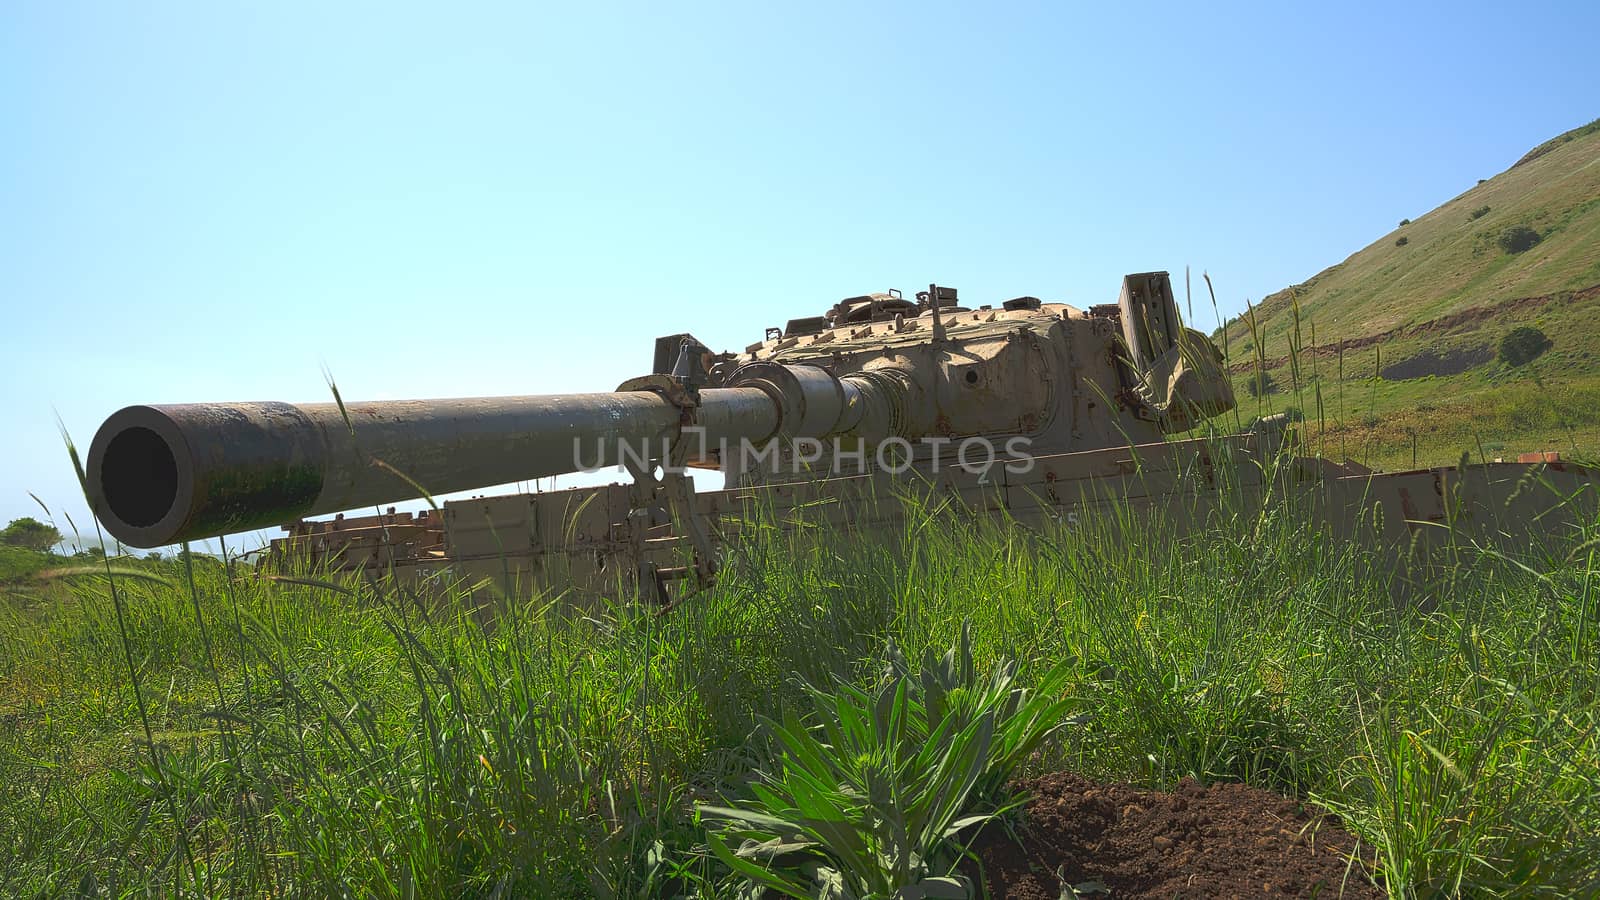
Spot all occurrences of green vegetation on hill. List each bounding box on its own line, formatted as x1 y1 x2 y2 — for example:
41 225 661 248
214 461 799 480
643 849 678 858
1215 118 1600 469
0 546 53 582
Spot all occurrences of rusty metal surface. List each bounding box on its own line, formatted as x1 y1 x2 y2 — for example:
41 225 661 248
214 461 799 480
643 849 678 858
281 433 1597 604
87 389 778 546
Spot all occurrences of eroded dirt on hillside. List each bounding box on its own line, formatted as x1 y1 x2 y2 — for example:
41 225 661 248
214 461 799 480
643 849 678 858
1226 282 1600 375
968 772 1382 899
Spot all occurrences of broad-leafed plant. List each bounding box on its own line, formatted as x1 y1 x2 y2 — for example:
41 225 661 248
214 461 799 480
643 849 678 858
697 621 1078 899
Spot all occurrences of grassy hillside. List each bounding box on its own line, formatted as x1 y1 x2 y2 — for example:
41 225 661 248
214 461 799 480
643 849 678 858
1216 118 1600 469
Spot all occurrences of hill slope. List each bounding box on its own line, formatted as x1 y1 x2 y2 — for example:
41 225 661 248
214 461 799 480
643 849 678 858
1217 118 1600 469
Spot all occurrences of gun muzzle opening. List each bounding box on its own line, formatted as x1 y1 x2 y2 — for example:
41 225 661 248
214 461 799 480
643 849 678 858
100 426 180 528
87 405 213 548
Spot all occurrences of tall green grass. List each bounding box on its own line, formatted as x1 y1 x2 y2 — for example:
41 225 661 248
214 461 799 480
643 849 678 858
1 485 1596 897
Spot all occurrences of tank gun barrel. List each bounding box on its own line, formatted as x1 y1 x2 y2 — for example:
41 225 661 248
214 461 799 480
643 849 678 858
85 360 902 548
86 387 788 548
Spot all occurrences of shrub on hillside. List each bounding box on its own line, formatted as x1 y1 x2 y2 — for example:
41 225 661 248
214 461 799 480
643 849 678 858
1497 226 1542 254
1398 218 1411 226
1498 326 1552 367
1394 236 1409 247
1470 205 1491 220
1244 371 1277 397
1 517 61 552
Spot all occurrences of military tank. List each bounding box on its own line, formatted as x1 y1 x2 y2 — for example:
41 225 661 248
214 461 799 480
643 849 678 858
85 273 1597 602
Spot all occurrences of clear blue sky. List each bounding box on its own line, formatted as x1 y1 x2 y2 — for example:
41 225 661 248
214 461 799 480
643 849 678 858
3 1 1597 550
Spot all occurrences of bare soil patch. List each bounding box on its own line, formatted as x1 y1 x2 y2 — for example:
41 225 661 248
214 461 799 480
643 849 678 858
968 772 1381 899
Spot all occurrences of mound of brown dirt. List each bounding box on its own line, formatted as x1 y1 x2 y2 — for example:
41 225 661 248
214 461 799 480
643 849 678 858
968 772 1381 899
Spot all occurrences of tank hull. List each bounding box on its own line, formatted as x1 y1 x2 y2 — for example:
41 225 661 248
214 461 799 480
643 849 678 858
266 433 1599 604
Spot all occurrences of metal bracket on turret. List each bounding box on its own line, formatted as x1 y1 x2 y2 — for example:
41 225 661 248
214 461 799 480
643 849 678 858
614 341 720 606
